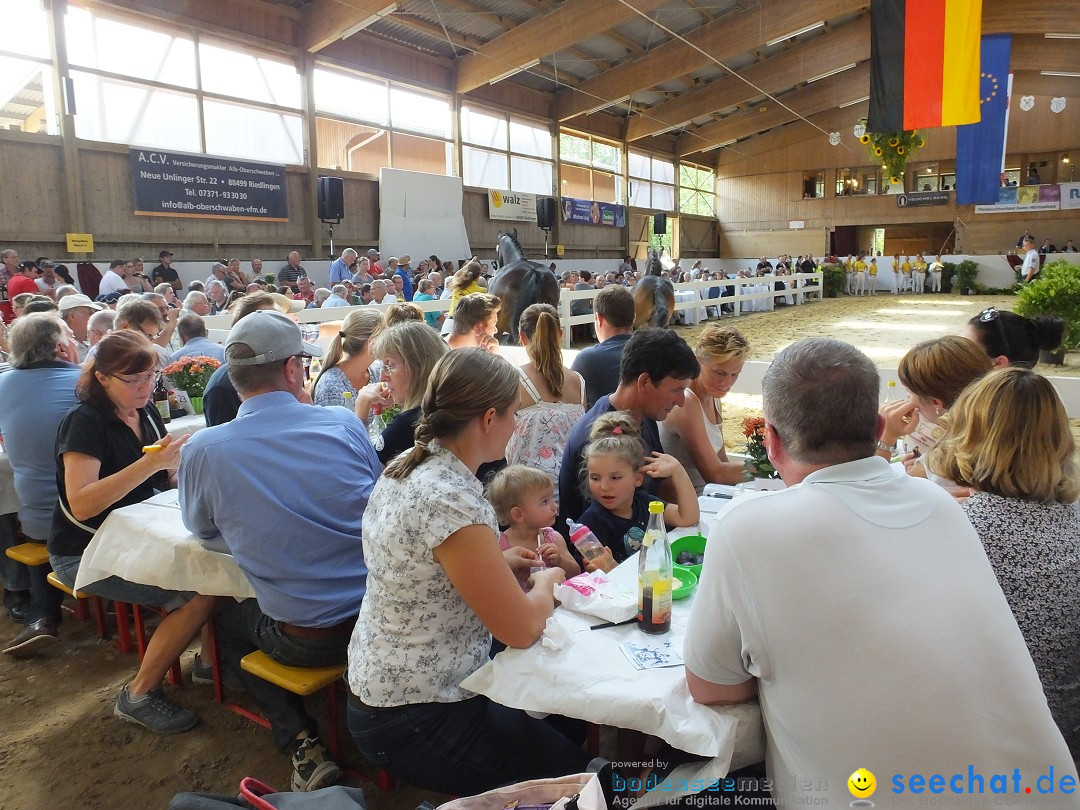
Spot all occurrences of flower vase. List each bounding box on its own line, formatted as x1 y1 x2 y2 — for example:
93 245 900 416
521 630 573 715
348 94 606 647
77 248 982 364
189 395 204 415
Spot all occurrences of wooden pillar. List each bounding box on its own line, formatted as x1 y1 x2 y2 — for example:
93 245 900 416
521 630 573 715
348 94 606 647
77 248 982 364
46 0 86 254
302 51 323 258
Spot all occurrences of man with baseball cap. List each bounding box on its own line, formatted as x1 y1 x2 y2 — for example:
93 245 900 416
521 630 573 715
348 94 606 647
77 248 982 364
58 294 103 361
151 250 181 290
180 310 380 792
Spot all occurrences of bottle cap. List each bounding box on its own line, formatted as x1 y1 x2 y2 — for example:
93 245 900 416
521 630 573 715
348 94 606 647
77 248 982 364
886 380 896 388
648 500 664 514
570 524 592 542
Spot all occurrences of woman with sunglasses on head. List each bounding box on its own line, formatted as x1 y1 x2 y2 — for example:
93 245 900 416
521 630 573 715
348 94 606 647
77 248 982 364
962 307 1065 369
49 330 217 735
926 368 1080 757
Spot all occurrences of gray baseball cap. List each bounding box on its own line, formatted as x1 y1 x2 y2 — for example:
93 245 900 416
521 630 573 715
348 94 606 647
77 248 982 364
225 310 322 366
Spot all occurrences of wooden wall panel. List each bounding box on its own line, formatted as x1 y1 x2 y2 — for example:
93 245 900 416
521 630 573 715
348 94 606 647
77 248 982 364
718 229 829 259
680 216 718 258
0 136 68 244
319 37 453 92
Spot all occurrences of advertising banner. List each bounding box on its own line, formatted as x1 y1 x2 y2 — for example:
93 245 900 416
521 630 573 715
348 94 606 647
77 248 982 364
487 189 537 222
1061 182 1080 211
560 197 626 228
896 191 950 208
130 148 288 221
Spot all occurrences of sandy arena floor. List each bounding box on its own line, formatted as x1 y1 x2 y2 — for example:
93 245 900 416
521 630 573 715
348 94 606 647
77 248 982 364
1 290 1069 810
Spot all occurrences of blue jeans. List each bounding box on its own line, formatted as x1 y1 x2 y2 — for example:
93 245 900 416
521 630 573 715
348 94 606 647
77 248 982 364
50 555 191 612
215 598 350 752
347 695 591 796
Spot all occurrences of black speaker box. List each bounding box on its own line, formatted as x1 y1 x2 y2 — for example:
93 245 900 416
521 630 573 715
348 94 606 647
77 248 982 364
536 197 556 229
318 176 345 221
653 212 667 235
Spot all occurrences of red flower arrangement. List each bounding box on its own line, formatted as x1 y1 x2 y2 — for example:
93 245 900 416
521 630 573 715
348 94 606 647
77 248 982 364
742 416 779 479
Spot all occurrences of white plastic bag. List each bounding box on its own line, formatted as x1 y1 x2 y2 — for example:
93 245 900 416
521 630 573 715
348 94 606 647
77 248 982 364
554 571 636 623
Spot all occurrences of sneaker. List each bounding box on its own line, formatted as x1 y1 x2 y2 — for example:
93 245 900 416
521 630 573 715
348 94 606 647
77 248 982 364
290 733 342 792
191 653 245 691
114 685 198 735
3 617 59 657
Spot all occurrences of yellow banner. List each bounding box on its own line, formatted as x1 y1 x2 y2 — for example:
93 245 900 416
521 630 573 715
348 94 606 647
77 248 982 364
66 233 94 252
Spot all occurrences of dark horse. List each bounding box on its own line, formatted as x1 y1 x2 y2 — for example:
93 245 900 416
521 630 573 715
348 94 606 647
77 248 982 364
489 230 561 340
633 248 675 329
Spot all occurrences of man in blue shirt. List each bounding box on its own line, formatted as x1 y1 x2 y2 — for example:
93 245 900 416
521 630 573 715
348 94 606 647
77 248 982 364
570 286 635 409
558 327 699 533
169 314 225 364
327 248 357 285
0 314 81 655
180 310 381 792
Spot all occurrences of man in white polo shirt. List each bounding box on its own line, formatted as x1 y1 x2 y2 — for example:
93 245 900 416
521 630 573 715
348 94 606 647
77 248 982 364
684 337 1077 808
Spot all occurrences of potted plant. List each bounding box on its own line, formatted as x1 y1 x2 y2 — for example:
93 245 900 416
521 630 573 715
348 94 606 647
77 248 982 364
821 260 845 298
940 262 956 293
162 355 222 414
1014 261 1080 365
742 416 780 479
954 260 978 295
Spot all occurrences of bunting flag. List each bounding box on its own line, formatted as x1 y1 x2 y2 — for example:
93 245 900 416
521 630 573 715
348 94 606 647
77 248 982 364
867 0 984 132
955 35 1012 205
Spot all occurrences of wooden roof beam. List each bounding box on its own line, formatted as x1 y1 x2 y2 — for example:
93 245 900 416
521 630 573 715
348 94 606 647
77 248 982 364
627 15 869 141
677 61 870 155
454 0 668 93
302 0 402 53
554 0 869 121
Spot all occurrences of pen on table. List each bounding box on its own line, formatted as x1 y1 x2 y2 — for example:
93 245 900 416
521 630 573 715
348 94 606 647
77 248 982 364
589 617 637 631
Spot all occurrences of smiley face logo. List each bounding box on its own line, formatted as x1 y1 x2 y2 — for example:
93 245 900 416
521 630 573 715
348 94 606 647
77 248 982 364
848 768 876 798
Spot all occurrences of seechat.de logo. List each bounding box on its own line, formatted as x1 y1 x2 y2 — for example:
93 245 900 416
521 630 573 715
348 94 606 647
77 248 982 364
849 767 876 806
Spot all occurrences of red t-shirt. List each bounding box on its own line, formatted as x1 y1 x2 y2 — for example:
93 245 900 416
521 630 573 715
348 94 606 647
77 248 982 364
8 274 39 299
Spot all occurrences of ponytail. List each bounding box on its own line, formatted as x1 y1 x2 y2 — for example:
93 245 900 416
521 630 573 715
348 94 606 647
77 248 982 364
314 308 383 391
519 303 564 398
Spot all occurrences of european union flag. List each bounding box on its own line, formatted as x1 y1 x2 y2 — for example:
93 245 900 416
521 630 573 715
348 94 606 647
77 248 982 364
955 36 1012 206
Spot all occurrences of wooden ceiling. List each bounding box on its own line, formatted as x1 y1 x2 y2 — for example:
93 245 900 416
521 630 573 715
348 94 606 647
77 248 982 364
93 0 1080 161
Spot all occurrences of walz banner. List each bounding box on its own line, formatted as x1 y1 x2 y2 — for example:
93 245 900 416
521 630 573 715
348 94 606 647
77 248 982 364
487 189 537 222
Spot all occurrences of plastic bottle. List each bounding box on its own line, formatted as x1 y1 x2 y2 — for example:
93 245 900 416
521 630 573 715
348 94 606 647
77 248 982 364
567 520 616 573
341 390 354 412
368 402 385 444
637 501 673 635
882 379 896 405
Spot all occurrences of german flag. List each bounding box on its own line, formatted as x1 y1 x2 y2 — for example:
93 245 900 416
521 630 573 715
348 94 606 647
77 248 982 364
867 0 983 132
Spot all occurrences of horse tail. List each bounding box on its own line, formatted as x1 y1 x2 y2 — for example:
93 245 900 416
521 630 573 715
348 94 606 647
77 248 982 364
511 265 543 338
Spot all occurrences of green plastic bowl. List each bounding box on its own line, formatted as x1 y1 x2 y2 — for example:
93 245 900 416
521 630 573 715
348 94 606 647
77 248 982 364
670 534 707 578
672 564 698 600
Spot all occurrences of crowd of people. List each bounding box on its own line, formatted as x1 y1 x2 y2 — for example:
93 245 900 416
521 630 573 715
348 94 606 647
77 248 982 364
0 243 1078 805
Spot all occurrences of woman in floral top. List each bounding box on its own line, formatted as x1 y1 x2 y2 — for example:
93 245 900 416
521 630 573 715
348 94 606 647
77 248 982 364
346 349 589 795
927 368 1080 756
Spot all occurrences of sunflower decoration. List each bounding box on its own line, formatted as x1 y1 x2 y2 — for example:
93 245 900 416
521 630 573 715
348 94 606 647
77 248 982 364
857 119 925 185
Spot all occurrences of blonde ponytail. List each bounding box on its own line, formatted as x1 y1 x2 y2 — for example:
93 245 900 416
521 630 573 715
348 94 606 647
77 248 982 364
520 303 564 399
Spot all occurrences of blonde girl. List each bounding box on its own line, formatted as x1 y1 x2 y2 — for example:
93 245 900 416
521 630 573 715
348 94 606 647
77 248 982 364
486 465 580 581
312 307 384 410
577 412 698 568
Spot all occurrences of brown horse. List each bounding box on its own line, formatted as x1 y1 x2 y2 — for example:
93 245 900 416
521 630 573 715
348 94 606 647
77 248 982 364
489 230 561 340
633 248 674 329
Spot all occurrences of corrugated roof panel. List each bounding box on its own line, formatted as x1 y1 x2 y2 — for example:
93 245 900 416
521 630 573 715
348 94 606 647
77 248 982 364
366 18 461 58
572 33 634 62
398 0 508 40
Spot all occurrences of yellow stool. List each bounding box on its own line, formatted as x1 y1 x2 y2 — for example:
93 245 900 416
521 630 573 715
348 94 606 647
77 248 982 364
5 542 50 567
46 570 108 636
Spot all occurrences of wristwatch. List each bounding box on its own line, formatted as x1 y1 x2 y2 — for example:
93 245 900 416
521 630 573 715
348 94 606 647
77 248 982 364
876 439 896 453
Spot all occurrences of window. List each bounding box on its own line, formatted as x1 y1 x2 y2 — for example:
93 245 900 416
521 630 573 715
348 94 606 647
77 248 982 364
802 170 825 200
64 5 305 163
629 150 676 211
679 163 716 216
836 168 880 196
461 106 553 194
559 130 622 203
315 65 452 175
0 0 59 134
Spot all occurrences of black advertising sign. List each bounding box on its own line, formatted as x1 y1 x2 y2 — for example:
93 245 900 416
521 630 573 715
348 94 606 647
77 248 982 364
130 148 288 221
896 190 950 208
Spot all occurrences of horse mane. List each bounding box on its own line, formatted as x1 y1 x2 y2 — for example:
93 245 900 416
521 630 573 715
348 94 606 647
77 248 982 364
645 247 663 277
499 230 525 257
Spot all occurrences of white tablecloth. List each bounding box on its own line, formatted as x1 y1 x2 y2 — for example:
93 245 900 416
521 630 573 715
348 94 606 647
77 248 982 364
74 490 254 599
461 522 765 805
739 283 772 312
673 290 707 325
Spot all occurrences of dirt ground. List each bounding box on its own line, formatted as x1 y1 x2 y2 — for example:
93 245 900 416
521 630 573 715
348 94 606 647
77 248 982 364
0 289 1068 810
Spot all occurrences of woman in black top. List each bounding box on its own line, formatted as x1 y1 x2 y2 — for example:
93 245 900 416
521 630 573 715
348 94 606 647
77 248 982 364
50 331 216 735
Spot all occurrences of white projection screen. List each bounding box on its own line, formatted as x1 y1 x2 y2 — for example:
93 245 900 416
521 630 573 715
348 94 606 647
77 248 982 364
378 168 471 264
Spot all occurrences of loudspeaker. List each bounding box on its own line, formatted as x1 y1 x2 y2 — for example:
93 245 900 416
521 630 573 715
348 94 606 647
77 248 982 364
536 197 556 229
318 176 345 221
653 212 667 235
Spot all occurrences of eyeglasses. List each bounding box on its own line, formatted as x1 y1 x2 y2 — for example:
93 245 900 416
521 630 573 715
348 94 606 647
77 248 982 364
382 359 403 375
109 371 160 387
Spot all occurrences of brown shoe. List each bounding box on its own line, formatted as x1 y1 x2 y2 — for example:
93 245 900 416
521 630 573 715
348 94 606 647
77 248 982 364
3 618 59 657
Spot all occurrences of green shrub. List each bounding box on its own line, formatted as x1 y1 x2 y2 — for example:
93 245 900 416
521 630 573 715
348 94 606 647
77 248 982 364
941 262 956 292
954 260 978 292
821 262 845 297
1014 261 1080 349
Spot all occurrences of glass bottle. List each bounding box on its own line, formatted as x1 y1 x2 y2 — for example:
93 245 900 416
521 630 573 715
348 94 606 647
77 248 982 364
637 501 672 635
153 375 171 423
